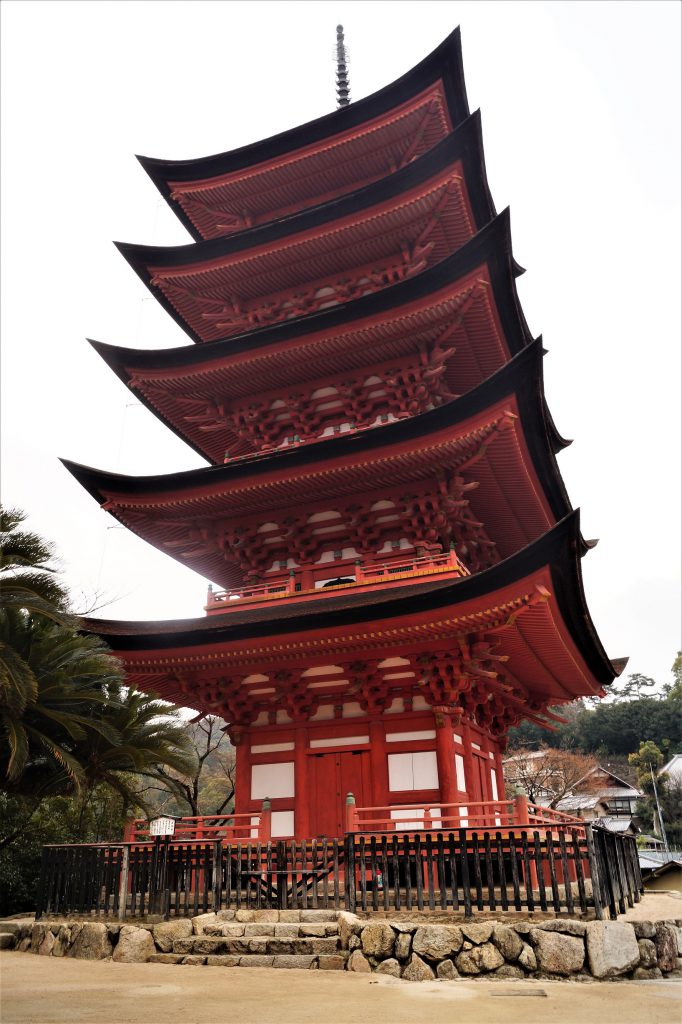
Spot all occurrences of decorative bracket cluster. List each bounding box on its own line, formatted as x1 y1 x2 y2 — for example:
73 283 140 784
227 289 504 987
151 179 461 340
174 341 457 453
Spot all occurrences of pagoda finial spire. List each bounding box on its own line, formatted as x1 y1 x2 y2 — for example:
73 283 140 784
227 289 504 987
335 25 351 108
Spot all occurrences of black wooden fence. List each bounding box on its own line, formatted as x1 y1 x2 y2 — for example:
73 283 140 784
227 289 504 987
36 825 642 922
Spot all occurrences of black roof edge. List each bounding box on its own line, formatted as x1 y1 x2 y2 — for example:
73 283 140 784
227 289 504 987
610 657 629 677
136 28 468 240
84 509 618 688
119 110 493 270
91 207 530 381
62 337 571 525
119 112 495 344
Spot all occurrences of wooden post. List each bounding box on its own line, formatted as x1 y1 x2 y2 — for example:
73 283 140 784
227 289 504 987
234 736 250 818
584 823 605 920
513 790 529 827
212 841 222 912
461 720 478 801
434 710 458 810
294 727 310 838
122 818 136 843
117 846 130 921
260 798 272 841
345 792 358 832
368 719 388 806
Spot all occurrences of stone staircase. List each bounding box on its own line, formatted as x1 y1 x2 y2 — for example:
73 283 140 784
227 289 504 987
150 910 347 970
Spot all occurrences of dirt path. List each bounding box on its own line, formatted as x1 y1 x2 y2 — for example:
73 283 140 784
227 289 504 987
1 953 680 1024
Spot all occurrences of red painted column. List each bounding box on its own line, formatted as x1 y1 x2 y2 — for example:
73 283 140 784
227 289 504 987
494 748 505 798
369 718 388 807
461 718 478 803
294 725 311 839
434 711 458 815
234 734 250 818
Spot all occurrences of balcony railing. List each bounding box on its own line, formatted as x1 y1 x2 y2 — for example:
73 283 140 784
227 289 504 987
205 550 468 611
123 805 271 844
345 794 584 836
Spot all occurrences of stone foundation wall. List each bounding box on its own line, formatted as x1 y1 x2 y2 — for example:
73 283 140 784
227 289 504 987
339 914 682 981
1 911 681 982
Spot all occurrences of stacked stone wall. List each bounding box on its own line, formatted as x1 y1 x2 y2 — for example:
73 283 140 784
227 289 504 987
1 912 681 981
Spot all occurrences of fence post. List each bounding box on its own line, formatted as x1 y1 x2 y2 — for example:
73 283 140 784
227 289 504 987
513 790 529 827
345 792 358 832
345 833 357 912
276 840 287 910
259 798 272 842
117 846 130 921
35 848 49 921
212 841 222 912
584 823 605 920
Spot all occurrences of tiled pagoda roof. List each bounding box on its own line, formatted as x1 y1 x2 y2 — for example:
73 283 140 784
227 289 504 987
84 512 623 711
138 29 469 241
64 342 572 591
118 114 495 343
92 211 531 464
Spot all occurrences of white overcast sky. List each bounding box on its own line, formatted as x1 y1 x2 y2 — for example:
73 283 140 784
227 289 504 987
1 0 680 691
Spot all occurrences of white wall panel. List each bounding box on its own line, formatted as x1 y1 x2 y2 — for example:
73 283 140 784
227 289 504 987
342 702 365 718
271 811 295 838
386 730 436 743
251 742 294 754
413 751 439 789
310 735 369 748
455 753 466 792
388 753 414 791
251 761 295 800
388 751 438 791
391 808 424 830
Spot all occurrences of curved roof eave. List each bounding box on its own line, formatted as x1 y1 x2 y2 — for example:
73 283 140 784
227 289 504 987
92 207 529 384
117 111 495 344
136 28 469 240
83 510 618 690
62 338 572 524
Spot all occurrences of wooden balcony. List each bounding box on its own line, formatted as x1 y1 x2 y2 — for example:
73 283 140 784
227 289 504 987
345 794 585 836
205 550 468 614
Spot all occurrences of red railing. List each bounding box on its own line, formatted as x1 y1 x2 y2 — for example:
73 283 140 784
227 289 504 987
206 550 468 610
346 794 584 836
123 803 272 844
527 802 586 827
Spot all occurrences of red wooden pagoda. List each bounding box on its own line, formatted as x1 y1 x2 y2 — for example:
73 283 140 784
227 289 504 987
66 28 624 844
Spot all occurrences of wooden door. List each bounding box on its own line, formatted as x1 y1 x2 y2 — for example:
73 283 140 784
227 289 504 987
310 750 369 837
472 752 489 803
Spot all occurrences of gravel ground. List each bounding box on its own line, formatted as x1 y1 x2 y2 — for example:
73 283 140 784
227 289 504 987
1 952 681 1024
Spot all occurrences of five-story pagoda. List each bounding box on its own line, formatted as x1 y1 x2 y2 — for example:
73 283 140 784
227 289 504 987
66 28 624 842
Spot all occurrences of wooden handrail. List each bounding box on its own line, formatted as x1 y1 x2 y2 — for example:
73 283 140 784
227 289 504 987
124 806 267 843
206 551 467 609
349 795 583 834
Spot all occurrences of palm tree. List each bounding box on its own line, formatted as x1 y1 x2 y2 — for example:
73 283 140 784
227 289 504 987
75 684 197 819
1 507 75 765
0 615 123 790
0 507 71 621
0 507 193 832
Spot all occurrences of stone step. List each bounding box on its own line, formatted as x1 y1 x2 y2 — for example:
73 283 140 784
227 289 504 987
149 951 348 970
202 922 339 938
173 935 341 956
